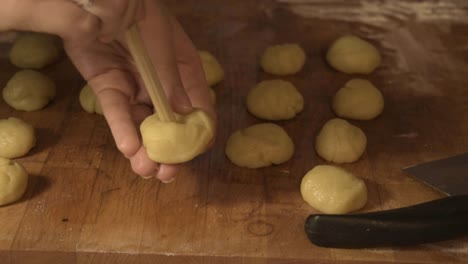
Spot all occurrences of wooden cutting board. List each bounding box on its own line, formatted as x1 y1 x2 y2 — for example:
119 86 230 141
0 0 467 263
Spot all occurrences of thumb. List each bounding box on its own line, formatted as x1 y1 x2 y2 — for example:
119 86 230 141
166 84 193 115
136 0 193 116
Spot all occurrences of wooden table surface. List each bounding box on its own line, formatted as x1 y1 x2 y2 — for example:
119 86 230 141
1 0 468 263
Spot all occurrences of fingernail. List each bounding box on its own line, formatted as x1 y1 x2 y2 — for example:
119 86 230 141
140 174 153 180
161 177 175 184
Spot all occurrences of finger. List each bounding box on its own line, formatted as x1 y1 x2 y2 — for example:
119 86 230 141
89 70 140 158
83 0 145 42
2 0 100 43
129 147 159 178
137 0 193 114
169 17 216 119
157 164 179 183
64 39 130 79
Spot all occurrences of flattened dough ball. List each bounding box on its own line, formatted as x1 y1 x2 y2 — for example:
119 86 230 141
326 35 381 74
0 117 35 159
79 84 103 115
225 123 294 168
0 158 28 206
315 118 366 163
301 165 367 214
10 32 61 69
247 79 304 120
333 79 384 120
199 51 224 86
140 109 214 164
261 44 306 76
2 70 56 111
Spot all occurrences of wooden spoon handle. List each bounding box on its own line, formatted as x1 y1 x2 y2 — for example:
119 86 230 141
125 23 176 122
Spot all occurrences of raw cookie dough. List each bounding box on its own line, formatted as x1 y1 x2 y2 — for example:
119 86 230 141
0 158 28 206
315 118 366 163
140 109 214 164
2 70 56 111
301 165 367 214
79 84 103 115
247 79 304 120
326 35 381 74
10 32 61 69
333 79 384 120
261 44 306 76
199 51 224 86
225 123 294 168
0 117 35 159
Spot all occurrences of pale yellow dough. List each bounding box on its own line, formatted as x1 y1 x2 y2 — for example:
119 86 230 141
2 70 56 111
225 123 294 168
0 117 35 159
10 32 61 69
140 109 214 164
247 79 304 120
333 79 384 120
0 158 28 206
79 84 103 115
315 118 367 163
301 165 367 214
261 44 306 76
199 51 224 86
326 35 381 74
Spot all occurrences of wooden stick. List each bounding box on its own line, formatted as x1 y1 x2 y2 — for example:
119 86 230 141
125 24 176 122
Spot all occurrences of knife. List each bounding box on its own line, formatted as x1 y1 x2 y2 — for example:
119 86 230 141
304 153 468 248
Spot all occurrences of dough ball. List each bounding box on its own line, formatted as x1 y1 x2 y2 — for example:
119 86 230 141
247 79 304 120
2 70 56 111
10 32 61 69
225 123 294 168
140 109 214 164
0 158 28 206
0 118 35 159
326 35 381 74
260 44 306 76
199 51 224 86
315 118 366 163
301 165 367 214
209 88 216 105
79 84 103 115
332 79 384 120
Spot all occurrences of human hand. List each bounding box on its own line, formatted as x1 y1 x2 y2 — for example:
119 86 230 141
1 0 215 182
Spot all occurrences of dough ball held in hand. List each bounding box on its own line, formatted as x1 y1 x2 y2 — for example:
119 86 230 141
0 158 28 206
2 70 56 111
261 44 306 76
315 118 366 163
247 79 304 120
225 123 294 168
10 32 61 69
79 84 103 115
199 51 224 86
326 35 381 74
333 79 384 120
0 117 35 159
140 110 215 164
301 165 367 214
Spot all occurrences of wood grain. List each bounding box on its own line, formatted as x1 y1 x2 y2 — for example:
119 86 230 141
0 0 467 263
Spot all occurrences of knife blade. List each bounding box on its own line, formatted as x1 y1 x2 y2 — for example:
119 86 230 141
304 153 468 248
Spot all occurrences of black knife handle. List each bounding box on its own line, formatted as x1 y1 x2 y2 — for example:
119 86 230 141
305 195 468 248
